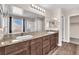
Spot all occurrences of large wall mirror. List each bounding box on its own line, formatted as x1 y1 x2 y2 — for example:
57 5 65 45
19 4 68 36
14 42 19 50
2 5 45 35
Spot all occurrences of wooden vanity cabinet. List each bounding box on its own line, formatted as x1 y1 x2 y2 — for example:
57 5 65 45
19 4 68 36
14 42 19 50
0 33 58 55
5 41 30 55
30 38 42 55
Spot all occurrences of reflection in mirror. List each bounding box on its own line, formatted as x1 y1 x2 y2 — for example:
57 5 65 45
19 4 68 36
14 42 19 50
12 17 23 33
1 4 45 41
25 15 45 33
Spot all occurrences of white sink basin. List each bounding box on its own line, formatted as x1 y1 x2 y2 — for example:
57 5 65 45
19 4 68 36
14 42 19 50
16 35 33 40
47 32 56 34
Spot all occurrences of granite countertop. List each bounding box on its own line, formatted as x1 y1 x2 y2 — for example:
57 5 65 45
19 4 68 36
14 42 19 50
0 32 57 47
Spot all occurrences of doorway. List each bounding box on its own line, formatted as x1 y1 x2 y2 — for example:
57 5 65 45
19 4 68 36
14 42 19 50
69 15 79 45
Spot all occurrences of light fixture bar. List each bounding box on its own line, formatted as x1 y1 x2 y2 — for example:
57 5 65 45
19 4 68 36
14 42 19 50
31 4 45 13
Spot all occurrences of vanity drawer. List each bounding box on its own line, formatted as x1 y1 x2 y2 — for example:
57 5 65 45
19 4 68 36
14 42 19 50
31 38 42 45
49 34 55 38
54 33 58 37
43 36 49 41
14 47 30 55
5 41 30 54
31 42 42 55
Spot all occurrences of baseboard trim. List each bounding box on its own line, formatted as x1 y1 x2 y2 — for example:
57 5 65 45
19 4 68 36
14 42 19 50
63 40 70 43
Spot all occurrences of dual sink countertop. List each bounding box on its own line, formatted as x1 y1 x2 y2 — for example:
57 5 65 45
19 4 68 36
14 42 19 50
0 32 57 47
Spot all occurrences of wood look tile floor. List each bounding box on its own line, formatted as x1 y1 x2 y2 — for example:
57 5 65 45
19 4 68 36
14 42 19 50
49 42 79 55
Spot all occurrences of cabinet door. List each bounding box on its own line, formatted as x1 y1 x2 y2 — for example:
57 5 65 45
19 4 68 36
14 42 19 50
0 47 5 55
31 44 37 55
50 34 58 50
43 46 50 55
43 39 50 48
31 43 42 55
36 42 42 55
43 35 50 48
42 36 50 55
50 38 56 50
31 38 42 55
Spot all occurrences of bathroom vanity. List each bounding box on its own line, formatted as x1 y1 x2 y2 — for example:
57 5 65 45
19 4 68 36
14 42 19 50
0 32 58 55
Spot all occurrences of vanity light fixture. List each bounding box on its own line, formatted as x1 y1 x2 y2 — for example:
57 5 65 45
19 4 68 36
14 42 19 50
35 5 38 9
31 4 45 13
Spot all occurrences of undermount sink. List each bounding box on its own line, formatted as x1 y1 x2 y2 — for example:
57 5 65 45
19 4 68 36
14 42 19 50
47 32 56 34
16 35 33 40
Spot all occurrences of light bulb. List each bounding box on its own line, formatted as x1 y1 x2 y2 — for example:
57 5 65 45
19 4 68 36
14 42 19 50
37 7 40 10
35 5 38 9
31 4 34 7
31 4 45 13
43 10 45 12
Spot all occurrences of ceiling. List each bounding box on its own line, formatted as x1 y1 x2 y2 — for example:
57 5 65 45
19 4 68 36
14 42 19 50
37 4 79 13
13 4 79 12
12 4 79 16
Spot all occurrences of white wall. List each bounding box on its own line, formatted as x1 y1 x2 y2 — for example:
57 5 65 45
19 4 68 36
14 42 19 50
65 16 70 42
70 24 79 38
50 8 63 46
